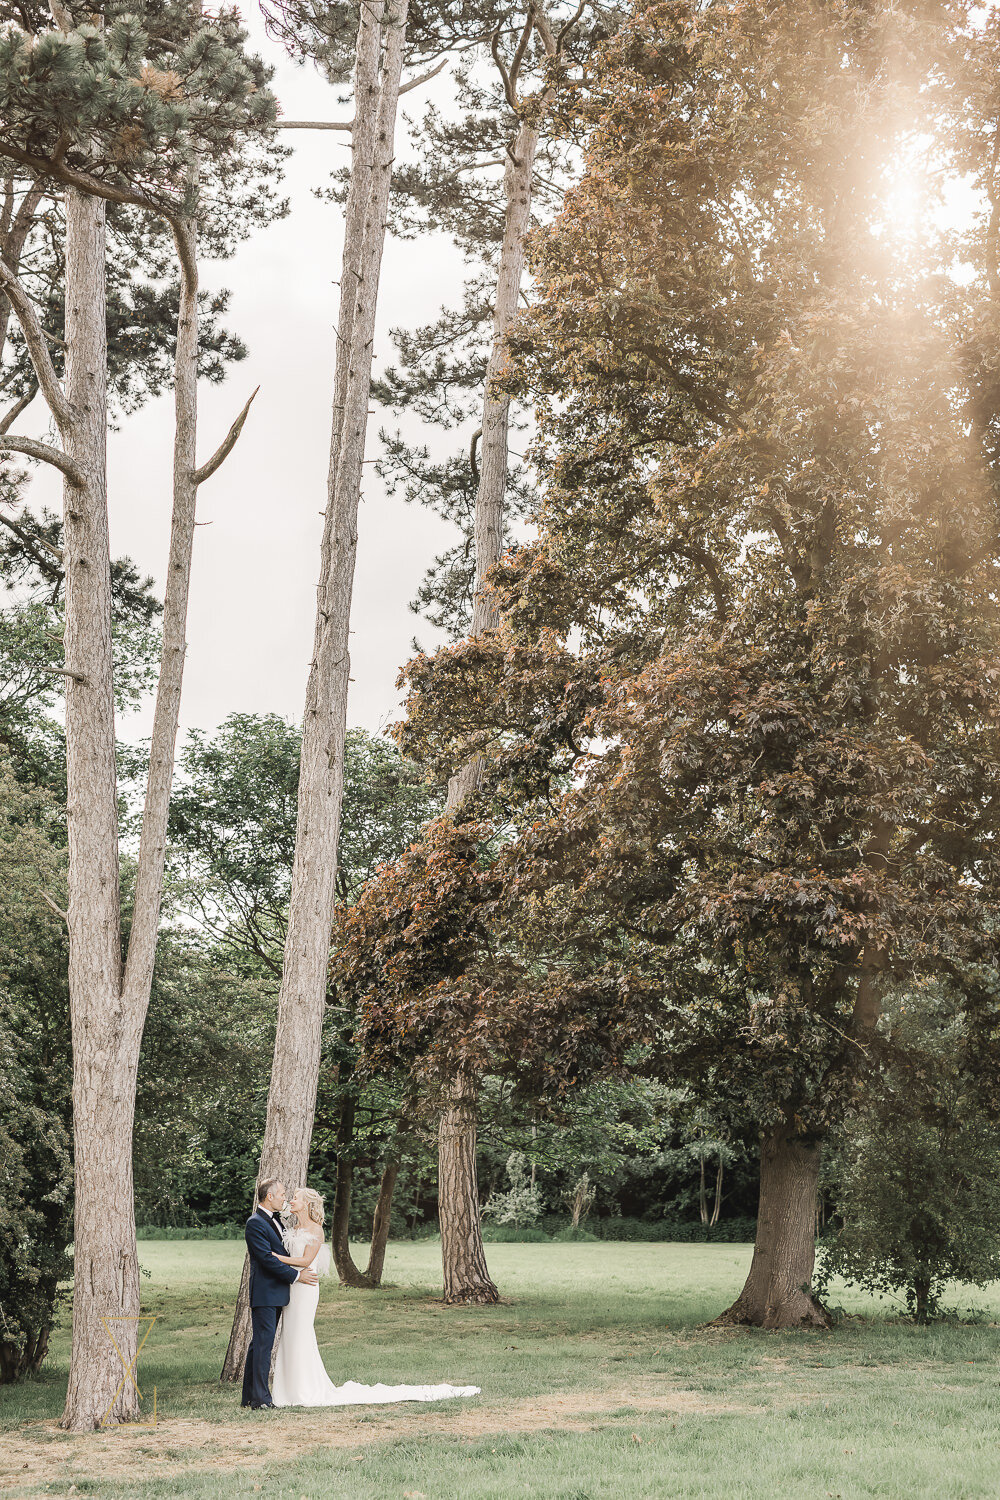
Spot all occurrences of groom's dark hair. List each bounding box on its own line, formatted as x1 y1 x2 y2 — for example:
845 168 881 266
257 1177 280 1204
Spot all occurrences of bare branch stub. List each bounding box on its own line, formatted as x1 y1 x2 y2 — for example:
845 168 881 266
41 890 69 924
193 386 260 486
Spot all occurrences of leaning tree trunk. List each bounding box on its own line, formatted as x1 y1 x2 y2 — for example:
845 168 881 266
59 184 140 1432
330 1095 370 1287
435 113 540 1308
714 1122 829 1330
365 1158 399 1285
221 0 408 1379
439 1075 498 1305
330 1092 400 1289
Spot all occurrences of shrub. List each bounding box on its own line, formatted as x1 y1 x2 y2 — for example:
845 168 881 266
482 1152 544 1228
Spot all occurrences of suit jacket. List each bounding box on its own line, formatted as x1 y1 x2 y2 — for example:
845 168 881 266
245 1208 298 1308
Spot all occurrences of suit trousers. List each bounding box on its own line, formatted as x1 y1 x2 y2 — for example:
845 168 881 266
241 1305 281 1408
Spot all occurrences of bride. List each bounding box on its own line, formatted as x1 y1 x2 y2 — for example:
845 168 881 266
269 1187 480 1408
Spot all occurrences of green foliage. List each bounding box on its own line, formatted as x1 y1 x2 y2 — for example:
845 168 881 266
398 0 1000 1220
0 765 71 1382
161 717 439 979
0 3 282 239
482 1151 544 1227
818 985 1000 1322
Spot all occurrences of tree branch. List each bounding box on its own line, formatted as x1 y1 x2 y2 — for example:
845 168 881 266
399 58 448 96
554 0 586 53
279 120 354 131
0 385 36 435
42 890 69 924
193 386 259 486
0 143 197 290
0 509 63 570
48 0 74 30
508 5 535 94
0 257 71 428
0 433 84 486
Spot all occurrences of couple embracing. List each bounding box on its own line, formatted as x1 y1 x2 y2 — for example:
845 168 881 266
242 1177 480 1410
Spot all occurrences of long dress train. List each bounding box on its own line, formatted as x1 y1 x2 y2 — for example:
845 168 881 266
270 1228 481 1408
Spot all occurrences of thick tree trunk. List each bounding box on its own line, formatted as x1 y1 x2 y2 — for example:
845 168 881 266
913 1274 931 1324
221 0 408 1378
59 185 139 1431
439 1078 498 1305
61 203 211 1428
714 1124 829 1330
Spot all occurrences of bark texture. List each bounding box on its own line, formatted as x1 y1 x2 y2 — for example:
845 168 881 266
121 219 198 1029
221 0 409 1378
444 114 539 812
58 184 140 1431
60 199 218 1426
436 106 542 1311
714 1124 830 1330
439 1078 498 1305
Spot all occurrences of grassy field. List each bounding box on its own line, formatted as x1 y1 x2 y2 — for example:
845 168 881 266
2 1239 1000 1498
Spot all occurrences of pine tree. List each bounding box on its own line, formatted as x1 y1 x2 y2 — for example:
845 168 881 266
0 0 280 1425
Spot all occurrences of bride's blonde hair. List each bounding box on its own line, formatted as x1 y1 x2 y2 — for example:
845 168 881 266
295 1187 325 1227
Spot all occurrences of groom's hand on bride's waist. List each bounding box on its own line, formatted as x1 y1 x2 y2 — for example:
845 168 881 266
298 1267 319 1286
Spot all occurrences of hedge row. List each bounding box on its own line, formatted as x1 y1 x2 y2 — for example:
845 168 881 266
137 1216 756 1244
136 1224 244 1240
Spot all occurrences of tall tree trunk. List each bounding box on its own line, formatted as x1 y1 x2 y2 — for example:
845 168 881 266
221 0 408 1378
714 1123 829 1330
439 1075 497 1305
436 113 540 1308
59 184 139 1432
61 198 215 1427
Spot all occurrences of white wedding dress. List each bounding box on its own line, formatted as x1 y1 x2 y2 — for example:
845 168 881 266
270 1227 480 1408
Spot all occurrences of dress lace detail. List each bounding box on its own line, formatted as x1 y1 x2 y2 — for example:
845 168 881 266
269 1229 480 1409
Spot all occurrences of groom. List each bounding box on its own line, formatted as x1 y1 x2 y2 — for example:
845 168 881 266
241 1178 318 1410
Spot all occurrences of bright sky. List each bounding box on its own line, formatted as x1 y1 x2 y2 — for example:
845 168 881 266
25 9 468 746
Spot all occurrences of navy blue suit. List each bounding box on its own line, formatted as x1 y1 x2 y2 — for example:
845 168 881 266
241 1207 298 1408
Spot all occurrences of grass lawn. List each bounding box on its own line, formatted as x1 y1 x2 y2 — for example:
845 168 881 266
2 1239 999 1498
